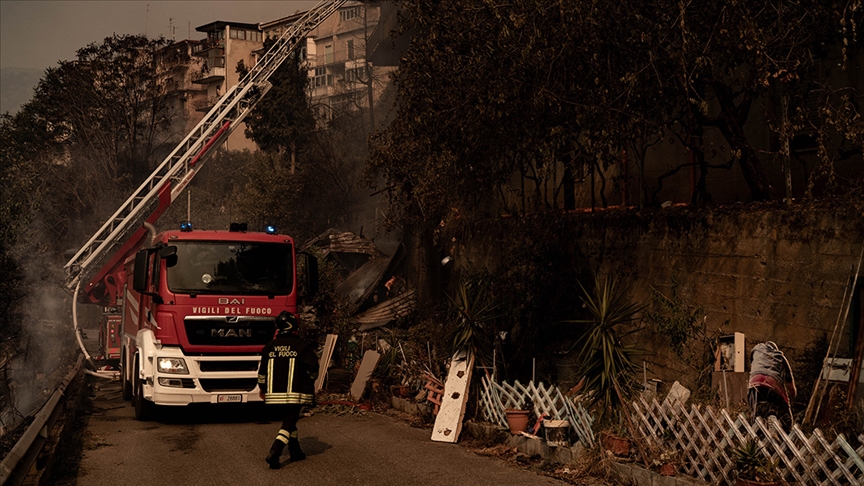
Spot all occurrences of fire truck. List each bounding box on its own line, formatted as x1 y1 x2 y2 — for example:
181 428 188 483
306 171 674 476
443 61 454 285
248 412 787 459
98 306 122 364
63 0 346 420
118 223 316 420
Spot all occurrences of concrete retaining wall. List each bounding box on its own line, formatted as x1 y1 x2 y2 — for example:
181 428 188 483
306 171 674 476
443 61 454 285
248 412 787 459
454 203 864 390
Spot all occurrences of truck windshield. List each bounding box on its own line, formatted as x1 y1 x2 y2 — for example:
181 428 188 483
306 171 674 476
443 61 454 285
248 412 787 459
166 241 294 295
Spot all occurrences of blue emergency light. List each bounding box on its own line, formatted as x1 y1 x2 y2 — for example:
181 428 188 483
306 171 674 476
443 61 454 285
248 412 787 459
180 220 193 232
265 225 277 234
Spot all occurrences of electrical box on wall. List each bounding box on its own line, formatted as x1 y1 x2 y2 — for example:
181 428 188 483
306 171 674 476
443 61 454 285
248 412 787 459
716 332 745 372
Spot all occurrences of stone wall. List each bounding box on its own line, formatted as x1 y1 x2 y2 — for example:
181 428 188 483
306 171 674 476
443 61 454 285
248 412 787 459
446 201 864 395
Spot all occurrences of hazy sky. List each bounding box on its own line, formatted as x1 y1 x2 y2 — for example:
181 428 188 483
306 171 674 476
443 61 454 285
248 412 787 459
1 1 320 71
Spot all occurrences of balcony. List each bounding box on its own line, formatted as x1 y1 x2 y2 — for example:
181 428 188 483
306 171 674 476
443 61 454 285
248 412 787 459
192 40 225 57
192 66 226 84
193 96 221 112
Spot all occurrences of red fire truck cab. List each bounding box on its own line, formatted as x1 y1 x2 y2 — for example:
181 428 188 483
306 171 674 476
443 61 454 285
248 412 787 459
119 224 317 420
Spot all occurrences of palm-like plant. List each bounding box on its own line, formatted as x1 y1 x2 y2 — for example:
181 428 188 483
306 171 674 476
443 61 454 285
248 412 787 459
565 273 645 412
446 275 499 362
731 439 780 483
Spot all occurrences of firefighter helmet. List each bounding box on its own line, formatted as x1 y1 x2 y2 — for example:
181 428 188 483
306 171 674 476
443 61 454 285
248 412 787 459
275 311 297 331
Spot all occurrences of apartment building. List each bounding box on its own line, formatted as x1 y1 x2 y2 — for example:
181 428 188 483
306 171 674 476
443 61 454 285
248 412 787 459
155 40 206 143
191 21 264 151
260 2 398 130
151 3 400 158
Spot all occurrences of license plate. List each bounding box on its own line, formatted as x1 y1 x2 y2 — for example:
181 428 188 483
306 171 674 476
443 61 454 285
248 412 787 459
217 394 242 403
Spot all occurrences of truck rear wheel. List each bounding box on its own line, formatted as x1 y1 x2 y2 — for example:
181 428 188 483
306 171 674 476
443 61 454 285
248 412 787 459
133 357 157 421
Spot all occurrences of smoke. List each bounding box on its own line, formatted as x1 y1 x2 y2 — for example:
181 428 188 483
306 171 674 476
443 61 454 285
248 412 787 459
0 223 80 437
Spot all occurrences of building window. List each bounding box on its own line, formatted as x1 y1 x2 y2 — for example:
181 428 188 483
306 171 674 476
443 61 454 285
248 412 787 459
230 29 246 40
314 67 333 87
325 45 334 64
347 40 354 60
340 7 361 22
331 94 353 113
345 64 366 83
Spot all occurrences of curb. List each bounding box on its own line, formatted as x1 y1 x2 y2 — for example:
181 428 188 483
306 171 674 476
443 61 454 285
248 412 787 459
390 402 709 486
611 462 709 486
391 396 433 419
463 421 586 465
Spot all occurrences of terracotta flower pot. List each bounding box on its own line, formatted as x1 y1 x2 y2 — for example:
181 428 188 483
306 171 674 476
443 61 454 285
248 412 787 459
659 463 676 476
504 409 530 434
601 433 632 456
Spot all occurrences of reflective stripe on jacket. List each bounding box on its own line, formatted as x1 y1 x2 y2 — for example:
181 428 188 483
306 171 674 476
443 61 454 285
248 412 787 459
258 332 318 405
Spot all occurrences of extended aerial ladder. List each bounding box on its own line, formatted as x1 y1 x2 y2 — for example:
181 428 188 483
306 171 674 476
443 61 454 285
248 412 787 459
63 0 348 304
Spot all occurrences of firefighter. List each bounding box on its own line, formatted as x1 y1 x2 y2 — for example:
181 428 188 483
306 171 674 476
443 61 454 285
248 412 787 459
258 311 319 469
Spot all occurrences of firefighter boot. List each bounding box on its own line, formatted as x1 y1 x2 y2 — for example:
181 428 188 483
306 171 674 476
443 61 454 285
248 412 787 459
287 436 306 462
265 440 285 469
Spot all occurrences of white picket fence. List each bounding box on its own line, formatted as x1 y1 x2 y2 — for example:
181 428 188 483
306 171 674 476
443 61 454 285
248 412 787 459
631 396 864 485
479 376 595 447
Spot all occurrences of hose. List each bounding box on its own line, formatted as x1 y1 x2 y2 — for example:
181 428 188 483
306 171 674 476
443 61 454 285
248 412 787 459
72 280 98 370
83 369 117 379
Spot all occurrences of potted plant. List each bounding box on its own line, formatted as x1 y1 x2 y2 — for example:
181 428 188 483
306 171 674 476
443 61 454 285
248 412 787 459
563 273 645 415
731 439 781 486
563 273 647 462
504 397 533 434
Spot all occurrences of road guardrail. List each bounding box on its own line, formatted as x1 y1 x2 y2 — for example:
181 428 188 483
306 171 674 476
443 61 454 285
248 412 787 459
0 355 83 486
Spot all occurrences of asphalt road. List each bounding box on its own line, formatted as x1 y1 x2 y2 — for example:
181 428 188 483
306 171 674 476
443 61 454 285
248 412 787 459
76 379 567 485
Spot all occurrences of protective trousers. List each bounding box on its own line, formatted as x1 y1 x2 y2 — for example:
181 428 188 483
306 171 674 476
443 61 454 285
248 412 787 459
266 404 305 469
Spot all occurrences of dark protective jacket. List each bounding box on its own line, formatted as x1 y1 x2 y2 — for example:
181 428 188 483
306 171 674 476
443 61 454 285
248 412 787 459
257 331 319 405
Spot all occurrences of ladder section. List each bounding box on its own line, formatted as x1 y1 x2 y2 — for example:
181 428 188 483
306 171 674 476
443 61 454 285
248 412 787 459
63 0 348 292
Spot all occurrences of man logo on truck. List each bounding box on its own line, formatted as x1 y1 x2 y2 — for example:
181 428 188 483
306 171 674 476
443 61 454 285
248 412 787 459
212 328 253 338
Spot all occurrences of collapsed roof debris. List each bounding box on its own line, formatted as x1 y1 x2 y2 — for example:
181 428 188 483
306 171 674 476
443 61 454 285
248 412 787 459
355 290 416 332
303 229 414 329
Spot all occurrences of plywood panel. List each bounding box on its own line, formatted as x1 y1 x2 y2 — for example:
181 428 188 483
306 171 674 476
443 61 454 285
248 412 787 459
314 334 338 393
431 352 475 443
349 350 381 400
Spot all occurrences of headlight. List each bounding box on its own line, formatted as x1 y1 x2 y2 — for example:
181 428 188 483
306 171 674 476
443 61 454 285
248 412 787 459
158 377 186 387
157 357 189 374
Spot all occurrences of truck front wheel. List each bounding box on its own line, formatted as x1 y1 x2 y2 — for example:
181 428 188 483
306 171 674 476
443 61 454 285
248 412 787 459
133 357 157 421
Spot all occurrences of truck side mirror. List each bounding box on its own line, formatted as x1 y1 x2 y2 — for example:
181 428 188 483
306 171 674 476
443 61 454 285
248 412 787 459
133 250 149 292
159 245 178 268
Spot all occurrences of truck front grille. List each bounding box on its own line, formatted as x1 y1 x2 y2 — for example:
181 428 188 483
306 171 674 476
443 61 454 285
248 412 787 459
199 378 258 392
199 360 260 372
185 316 275 346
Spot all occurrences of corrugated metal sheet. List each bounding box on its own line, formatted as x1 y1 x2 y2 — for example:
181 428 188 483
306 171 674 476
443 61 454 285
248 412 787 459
355 290 416 331
328 232 383 257
301 229 383 258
